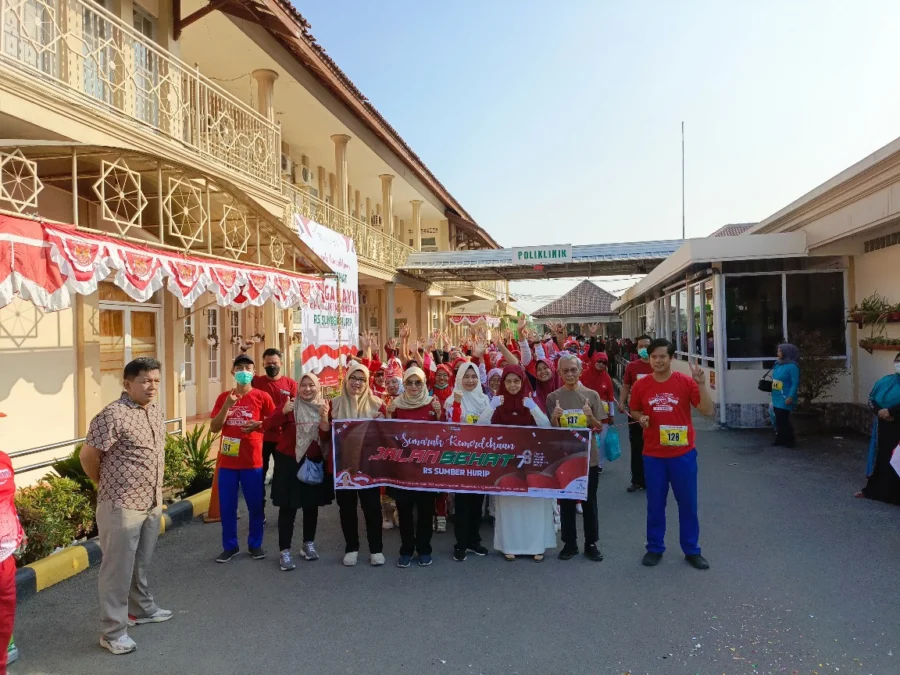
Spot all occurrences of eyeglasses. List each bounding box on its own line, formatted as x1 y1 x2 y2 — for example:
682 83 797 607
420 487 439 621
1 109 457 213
348 377 367 384
404 380 423 388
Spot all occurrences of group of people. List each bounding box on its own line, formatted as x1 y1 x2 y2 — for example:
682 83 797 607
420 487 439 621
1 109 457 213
66 318 719 656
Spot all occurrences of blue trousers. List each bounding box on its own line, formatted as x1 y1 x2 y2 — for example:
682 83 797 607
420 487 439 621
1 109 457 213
218 467 264 552
644 449 700 556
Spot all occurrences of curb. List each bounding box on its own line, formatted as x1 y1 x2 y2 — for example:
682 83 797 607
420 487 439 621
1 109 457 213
16 488 213 602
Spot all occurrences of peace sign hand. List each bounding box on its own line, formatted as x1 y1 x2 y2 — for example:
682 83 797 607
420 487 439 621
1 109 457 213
689 361 706 385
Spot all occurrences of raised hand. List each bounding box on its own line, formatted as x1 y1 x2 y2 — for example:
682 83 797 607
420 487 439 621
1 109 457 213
399 323 411 340
589 323 600 336
473 335 487 358
490 395 505 409
359 333 370 350
689 361 706 385
552 400 564 422
454 391 462 404
224 389 240 409
432 396 442 416
517 315 527 332
318 399 330 422
282 397 294 415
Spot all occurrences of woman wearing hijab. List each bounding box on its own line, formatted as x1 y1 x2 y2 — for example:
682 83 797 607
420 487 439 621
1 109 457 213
530 358 561 415
771 343 801 448
330 362 387 566
387 366 442 567
856 353 900 504
486 367 504 399
446 362 492 561
477 365 556 562
431 364 455 532
262 374 330 571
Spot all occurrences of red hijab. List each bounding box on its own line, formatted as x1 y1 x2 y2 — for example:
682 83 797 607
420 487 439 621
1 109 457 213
491 365 536 426
432 364 455 407
532 357 561 414
580 352 614 401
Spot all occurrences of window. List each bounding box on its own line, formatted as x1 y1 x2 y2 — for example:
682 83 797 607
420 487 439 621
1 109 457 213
229 310 241 360
184 313 194 383
704 282 715 358
677 289 688 358
786 272 846 354
689 285 701 357
667 295 677 346
132 6 159 126
207 308 219 380
393 318 403 338
725 275 783 359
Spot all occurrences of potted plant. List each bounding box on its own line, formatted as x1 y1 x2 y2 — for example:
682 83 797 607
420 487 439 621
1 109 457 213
791 330 846 435
182 425 218 496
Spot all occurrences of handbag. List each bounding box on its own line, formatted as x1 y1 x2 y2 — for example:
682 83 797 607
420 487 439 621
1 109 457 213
758 368 773 393
603 426 621 462
297 457 324 485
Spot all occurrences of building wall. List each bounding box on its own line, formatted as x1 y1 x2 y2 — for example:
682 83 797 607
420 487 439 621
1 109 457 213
852 244 900 401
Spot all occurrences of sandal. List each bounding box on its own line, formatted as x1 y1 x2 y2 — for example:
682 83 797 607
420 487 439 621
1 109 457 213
533 554 544 563
504 554 516 562
854 491 866 499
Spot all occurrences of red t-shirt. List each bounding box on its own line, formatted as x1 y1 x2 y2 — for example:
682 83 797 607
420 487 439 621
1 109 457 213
252 375 298 444
211 389 276 469
392 404 439 422
0 452 22 563
629 372 700 458
623 359 654 387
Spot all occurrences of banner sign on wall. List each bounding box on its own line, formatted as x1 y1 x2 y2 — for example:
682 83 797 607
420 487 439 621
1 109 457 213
294 215 359 385
332 419 591 499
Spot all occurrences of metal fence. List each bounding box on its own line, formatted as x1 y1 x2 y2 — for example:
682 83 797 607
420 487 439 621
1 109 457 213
9 418 184 476
612 355 630 383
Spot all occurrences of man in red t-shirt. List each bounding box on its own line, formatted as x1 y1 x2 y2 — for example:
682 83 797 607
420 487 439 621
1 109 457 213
619 335 653 493
252 348 298 514
629 338 714 571
211 354 275 563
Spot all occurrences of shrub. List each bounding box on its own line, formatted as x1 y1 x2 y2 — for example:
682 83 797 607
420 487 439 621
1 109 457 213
50 444 96 505
794 331 846 409
15 476 94 566
182 425 218 496
164 434 194 496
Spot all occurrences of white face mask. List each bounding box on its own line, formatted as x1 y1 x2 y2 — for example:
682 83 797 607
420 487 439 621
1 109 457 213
894 362 900 375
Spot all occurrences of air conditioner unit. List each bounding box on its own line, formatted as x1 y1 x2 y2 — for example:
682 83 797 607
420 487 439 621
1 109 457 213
370 214 382 227
280 154 294 182
299 164 315 188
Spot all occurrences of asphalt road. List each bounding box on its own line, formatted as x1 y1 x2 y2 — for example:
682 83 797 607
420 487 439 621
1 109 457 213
12 419 900 675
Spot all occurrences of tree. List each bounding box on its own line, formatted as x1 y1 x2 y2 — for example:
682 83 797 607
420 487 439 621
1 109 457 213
793 331 845 409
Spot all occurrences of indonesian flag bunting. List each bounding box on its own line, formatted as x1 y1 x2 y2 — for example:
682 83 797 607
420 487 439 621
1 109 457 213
0 215 321 313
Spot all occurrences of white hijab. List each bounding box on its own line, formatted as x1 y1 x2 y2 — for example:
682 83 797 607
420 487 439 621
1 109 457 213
446 362 490 422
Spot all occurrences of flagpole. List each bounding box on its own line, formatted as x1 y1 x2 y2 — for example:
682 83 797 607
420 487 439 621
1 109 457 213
681 121 686 240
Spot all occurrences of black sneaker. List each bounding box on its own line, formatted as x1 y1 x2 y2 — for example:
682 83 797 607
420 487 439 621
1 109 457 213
453 548 467 562
626 484 645 493
685 554 710 570
468 545 489 556
249 547 266 560
584 544 603 562
216 548 239 564
642 551 663 567
558 544 579 561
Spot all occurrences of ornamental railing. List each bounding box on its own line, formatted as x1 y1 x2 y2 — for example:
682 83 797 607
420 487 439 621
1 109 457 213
0 0 281 189
283 182 415 270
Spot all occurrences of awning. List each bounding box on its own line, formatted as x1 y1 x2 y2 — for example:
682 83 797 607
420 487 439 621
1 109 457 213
0 215 322 312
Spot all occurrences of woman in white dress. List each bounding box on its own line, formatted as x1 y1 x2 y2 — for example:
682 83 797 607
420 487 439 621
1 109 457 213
477 365 556 562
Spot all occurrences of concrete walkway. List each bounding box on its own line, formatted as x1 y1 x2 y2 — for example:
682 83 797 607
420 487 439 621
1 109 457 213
12 420 900 675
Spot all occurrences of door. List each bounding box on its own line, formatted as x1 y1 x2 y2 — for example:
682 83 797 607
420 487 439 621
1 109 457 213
183 312 196 417
99 304 164 410
207 307 221 411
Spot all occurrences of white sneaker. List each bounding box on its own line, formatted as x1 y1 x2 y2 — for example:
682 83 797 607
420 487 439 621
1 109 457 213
127 608 173 626
343 551 358 567
436 516 447 533
576 503 583 514
100 634 136 655
370 553 386 566
382 519 394 530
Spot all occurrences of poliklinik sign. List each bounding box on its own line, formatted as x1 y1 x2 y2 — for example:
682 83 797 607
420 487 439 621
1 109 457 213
512 245 573 265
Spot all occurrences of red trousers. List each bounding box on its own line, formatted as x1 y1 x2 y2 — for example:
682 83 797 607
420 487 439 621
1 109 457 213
0 556 16 675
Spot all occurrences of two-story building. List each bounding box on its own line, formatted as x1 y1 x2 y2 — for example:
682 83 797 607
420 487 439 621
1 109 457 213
0 0 506 481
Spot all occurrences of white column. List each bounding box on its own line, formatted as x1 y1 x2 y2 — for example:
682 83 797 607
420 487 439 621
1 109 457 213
251 69 279 121
331 134 351 213
379 175 394 238
384 282 396 340
410 200 423 250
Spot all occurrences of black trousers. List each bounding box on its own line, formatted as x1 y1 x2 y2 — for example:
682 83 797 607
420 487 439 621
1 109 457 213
261 441 278 510
336 488 383 554
773 407 796 447
453 493 485 551
628 422 646 487
560 466 600 547
394 490 436 556
277 505 318 551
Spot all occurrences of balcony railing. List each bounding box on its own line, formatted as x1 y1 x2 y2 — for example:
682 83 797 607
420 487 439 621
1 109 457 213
0 0 281 189
443 279 504 299
283 183 415 270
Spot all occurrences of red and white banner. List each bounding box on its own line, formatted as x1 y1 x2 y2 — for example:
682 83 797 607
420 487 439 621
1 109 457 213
293 215 358 384
0 215 322 313
448 314 501 327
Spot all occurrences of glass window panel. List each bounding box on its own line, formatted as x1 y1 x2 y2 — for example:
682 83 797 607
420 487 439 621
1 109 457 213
208 308 219 380
704 283 715 358
130 311 157 360
100 309 125 403
667 295 677 346
786 272 846 355
184 314 194 383
689 285 700 356
725 275 783 359
677 289 688 357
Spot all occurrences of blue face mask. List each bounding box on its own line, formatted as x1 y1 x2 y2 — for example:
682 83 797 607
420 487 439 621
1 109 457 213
235 371 253 386
638 348 649 359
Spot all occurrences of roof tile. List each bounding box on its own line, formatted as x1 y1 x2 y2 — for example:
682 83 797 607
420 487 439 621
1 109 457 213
532 281 617 318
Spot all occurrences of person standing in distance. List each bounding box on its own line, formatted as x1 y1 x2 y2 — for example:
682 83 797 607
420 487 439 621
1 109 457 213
80 357 172 656
628 339 714 570
252 348 298 515
210 354 275 563
618 335 653 493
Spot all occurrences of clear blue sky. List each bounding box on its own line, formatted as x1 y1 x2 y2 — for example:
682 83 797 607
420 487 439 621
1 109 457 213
297 0 900 312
